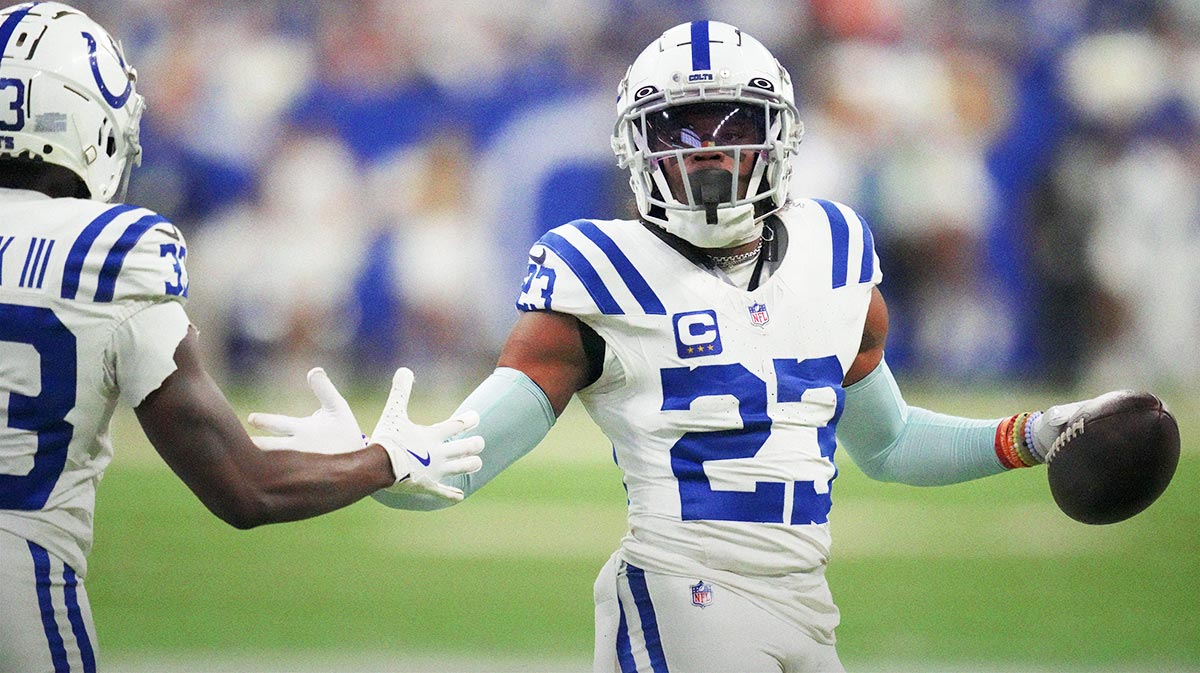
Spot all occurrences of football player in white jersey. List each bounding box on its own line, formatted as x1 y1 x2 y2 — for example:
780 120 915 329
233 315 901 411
0 4 483 672
258 20 1145 673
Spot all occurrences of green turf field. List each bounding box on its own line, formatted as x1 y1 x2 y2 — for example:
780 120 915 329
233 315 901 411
90 384 1199 671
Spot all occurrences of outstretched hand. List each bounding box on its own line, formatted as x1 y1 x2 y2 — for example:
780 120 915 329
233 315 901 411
371 368 484 503
248 367 367 454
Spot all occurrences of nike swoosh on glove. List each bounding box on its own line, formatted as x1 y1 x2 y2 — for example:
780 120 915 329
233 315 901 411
371 367 484 503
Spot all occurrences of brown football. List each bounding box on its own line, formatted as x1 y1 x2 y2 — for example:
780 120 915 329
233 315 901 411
1045 391 1180 525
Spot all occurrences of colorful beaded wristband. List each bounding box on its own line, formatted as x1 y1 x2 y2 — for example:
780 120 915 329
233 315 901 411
995 412 1041 469
994 415 1023 469
1013 412 1039 466
1024 411 1044 462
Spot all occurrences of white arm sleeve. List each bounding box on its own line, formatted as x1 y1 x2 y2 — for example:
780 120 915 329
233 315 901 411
838 358 1008 486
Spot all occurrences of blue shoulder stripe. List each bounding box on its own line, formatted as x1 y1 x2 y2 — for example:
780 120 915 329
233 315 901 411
61 203 140 299
815 199 850 289
857 212 876 283
573 221 666 315
538 231 623 315
94 213 167 302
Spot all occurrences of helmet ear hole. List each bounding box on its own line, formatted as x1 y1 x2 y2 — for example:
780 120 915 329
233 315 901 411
105 132 117 157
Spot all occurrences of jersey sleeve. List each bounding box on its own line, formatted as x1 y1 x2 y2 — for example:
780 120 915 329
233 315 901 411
107 216 191 306
856 208 883 287
514 219 667 319
96 212 192 407
112 301 192 408
809 198 883 289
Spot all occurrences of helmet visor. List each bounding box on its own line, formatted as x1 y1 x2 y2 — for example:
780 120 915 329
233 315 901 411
644 102 767 153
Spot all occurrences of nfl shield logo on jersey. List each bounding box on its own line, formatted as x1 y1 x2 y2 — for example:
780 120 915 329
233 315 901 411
748 301 770 327
690 580 714 608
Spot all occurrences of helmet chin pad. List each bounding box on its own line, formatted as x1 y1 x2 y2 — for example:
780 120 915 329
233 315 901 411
691 169 733 224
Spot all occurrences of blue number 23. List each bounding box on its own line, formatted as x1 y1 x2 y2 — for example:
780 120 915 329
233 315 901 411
662 357 844 525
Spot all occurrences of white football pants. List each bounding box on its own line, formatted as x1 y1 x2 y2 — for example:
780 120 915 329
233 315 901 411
593 551 845 673
0 528 97 673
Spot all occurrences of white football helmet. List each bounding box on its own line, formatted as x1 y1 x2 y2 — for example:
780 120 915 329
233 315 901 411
0 1 144 202
612 20 803 248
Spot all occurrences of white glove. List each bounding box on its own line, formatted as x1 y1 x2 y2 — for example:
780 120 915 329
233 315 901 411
248 367 367 454
372 367 484 502
1029 390 1128 460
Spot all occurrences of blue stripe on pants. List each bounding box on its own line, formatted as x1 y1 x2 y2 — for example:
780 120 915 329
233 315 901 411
625 564 670 673
63 565 96 672
615 598 638 673
28 540 70 673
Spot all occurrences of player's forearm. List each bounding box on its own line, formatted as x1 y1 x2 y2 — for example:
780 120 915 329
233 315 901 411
838 358 1011 486
140 346 394 527
158 405 394 527
372 367 556 510
218 446 395 527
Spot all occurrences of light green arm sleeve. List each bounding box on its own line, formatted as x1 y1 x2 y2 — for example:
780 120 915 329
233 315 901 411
372 367 556 510
838 358 1008 486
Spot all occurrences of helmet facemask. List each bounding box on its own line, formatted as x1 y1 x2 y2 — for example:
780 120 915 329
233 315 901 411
638 96 782 222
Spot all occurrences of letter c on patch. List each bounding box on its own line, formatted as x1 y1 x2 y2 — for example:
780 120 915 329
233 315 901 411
673 309 722 358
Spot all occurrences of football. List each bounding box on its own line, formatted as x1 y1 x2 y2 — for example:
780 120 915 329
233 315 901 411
1045 391 1180 525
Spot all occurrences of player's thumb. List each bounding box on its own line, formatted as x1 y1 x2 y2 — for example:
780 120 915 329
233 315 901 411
307 367 348 414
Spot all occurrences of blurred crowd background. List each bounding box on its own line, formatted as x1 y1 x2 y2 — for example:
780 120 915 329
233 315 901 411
72 0 1200 395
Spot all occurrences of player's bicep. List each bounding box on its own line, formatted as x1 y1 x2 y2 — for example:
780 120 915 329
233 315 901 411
134 326 254 493
843 287 889 386
497 310 593 416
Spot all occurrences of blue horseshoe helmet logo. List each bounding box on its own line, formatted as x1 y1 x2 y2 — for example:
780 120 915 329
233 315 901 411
81 31 131 109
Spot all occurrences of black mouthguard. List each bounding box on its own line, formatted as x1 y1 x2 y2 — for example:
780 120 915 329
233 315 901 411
690 169 733 225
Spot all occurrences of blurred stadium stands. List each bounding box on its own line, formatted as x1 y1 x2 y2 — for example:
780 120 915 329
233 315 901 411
72 0 1200 394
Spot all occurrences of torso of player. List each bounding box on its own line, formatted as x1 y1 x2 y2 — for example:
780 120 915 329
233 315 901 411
516 199 880 577
0 188 188 575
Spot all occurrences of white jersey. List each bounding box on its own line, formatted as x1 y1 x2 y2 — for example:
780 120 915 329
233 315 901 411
0 188 191 576
517 199 879 635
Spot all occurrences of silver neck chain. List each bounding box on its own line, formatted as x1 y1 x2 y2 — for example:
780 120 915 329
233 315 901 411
708 239 763 270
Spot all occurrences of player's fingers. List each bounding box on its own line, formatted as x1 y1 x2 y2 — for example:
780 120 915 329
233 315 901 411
440 435 485 460
380 368 415 423
251 435 296 451
247 412 302 435
442 455 484 477
307 367 349 414
430 410 480 440
427 482 465 502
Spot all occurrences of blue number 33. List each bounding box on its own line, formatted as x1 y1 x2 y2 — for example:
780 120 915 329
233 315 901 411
661 357 844 525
